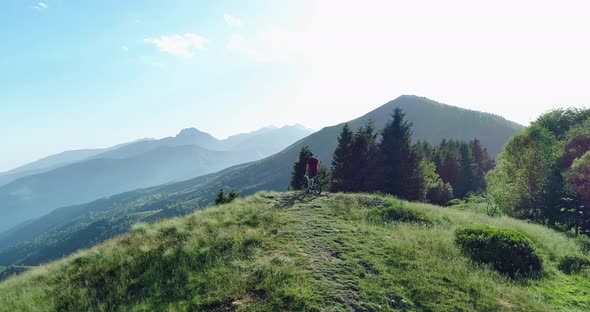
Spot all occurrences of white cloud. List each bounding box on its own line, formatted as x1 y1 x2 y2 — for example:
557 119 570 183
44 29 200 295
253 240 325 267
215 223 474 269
121 45 129 52
144 33 208 58
224 14 242 27
32 2 48 10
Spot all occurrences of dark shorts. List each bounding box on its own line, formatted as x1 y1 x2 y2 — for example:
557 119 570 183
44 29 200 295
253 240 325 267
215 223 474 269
307 172 318 179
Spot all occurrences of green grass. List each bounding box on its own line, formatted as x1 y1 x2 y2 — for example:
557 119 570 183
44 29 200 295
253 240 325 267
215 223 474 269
0 192 589 311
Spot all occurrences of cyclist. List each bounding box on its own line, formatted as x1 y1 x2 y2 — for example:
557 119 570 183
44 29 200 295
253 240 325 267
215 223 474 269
305 152 320 187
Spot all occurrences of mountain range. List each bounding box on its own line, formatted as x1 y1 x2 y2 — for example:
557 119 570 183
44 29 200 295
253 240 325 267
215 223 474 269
0 125 312 233
0 95 524 266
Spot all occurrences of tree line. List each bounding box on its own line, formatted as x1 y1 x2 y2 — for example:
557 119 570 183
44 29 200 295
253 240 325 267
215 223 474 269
487 108 590 236
290 108 494 206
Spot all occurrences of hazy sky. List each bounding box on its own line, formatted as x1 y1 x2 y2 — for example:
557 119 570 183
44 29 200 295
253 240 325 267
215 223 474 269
1 0 589 172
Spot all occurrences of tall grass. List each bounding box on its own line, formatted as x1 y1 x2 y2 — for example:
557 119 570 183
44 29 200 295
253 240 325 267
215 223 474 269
1 192 589 311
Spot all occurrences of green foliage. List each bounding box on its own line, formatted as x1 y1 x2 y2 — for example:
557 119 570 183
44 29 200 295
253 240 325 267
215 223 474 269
330 123 354 192
471 138 495 191
330 109 493 206
533 108 590 140
486 126 562 222
455 226 543 278
215 189 239 205
331 120 382 193
381 108 423 200
350 120 382 193
576 235 590 253
429 138 488 199
558 255 590 274
316 167 331 191
290 146 312 190
560 119 590 169
420 160 453 206
565 151 590 235
488 108 590 236
566 151 590 202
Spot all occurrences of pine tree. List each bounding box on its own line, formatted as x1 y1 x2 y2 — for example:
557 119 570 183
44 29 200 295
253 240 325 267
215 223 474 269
350 120 381 192
215 189 227 205
228 190 239 202
471 138 494 192
331 124 354 192
456 142 477 198
290 146 312 190
380 108 423 200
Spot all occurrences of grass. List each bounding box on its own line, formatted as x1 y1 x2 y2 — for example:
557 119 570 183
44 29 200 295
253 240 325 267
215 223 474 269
0 192 589 311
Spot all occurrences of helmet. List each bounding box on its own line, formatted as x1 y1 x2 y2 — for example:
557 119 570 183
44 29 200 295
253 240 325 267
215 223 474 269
309 152 314 157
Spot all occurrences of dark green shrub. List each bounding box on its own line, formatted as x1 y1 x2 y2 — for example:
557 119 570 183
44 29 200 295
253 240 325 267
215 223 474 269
367 201 430 224
455 226 542 278
559 255 590 274
576 235 590 253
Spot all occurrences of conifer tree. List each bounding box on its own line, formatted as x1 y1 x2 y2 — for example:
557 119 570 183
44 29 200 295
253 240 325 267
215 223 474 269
215 189 227 205
471 138 493 192
380 108 423 200
456 142 477 198
350 120 381 192
229 190 239 202
290 146 312 190
331 124 354 192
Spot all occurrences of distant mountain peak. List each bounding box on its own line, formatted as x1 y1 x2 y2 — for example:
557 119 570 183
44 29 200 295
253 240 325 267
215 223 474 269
176 128 213 138
290 123 314 132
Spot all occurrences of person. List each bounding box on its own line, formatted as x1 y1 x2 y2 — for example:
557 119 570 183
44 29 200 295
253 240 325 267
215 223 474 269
306 152 320 186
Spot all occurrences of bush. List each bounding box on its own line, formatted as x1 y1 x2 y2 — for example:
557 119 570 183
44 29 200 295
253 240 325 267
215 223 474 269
558 255 590 274
426 182 454 206
455 226 542 278
576 235 590 253
367 200 431 224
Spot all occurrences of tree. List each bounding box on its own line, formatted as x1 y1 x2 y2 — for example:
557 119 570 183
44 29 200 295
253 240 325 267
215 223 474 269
486 126 561 222
533 108 590 140
331 124 354 192
420 160 454 205
432 140 462 197
560 121 590 169
471 138 494 192
228 190 239 202
565 151 590 236
215 189 226 205
215 189 239 205
290 146 312 190
380 108 423 200
350 120 382 192
456 142 477 198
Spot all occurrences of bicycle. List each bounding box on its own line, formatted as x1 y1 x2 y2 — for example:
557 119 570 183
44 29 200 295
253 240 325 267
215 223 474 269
301 174 322 196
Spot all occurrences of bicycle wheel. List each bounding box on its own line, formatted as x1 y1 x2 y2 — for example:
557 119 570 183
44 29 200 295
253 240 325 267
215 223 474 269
313 180 322 196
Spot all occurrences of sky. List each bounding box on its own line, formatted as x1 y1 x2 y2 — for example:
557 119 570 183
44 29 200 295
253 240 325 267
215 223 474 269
1 0 589 172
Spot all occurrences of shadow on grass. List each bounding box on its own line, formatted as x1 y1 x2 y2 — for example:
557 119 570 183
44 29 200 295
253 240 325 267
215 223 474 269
277 192 327 209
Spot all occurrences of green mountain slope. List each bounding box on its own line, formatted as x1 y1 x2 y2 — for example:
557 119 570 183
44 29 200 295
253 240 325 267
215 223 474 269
1 192 588 311
0 95 523 267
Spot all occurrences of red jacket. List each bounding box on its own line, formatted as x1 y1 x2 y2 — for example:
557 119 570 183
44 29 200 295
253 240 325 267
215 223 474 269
307 157 320 174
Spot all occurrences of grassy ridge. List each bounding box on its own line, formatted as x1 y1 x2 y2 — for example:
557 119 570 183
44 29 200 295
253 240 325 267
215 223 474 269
0 192 588 311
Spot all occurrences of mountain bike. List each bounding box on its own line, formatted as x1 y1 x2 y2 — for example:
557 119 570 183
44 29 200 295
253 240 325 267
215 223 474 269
301 174 322 196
